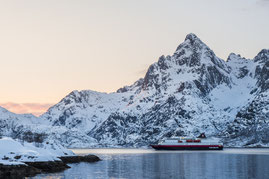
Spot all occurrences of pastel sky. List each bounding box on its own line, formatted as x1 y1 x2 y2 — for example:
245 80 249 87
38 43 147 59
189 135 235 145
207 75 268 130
0 0 268 116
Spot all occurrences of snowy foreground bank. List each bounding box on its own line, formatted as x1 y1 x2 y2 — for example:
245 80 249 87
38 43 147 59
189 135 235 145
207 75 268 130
0 137 100 178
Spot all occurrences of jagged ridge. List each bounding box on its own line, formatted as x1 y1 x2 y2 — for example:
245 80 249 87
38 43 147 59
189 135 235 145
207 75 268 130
1 33 269 148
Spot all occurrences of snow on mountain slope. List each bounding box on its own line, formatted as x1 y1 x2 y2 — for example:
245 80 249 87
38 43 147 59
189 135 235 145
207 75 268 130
40 90 132 133
1 33 269 148
224 49 269 146
0 106 96 148
210 53 257 115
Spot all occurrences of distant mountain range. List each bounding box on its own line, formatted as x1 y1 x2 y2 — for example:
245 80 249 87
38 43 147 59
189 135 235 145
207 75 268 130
1 33 269 147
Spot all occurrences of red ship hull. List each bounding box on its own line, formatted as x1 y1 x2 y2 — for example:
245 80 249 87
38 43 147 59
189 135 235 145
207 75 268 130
150 144 223 150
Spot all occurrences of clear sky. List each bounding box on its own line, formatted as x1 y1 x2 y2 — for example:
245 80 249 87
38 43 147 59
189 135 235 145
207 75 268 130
0 0 268 116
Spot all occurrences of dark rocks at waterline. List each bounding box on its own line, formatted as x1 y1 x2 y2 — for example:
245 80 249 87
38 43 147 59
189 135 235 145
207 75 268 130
0 154 100 178
59 154 101 163
0 161 69 178
25 160 70 173
0 164 41 179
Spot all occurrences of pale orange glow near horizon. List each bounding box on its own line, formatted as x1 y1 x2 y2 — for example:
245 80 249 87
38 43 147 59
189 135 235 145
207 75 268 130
0 102 53 116
0 0 268 115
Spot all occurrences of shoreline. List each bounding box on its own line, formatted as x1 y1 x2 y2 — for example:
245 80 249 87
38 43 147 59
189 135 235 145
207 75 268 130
0 154 101 178
69 146 269 149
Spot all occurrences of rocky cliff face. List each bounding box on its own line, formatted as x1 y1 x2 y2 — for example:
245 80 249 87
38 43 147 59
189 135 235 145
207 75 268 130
1 34 269 147
224 50 269 146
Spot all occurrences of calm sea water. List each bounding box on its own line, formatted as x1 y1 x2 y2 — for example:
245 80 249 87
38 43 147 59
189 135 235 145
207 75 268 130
32 148 269 179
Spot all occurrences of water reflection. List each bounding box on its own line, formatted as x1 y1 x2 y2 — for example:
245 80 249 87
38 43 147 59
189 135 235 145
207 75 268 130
33 149 269 179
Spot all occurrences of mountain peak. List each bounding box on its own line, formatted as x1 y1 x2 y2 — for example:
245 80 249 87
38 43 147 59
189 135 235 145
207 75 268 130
183 33 205 47
259 49 269 54
175 33 206 53
184 33 199 42
254 49 269 63
227 53 241 62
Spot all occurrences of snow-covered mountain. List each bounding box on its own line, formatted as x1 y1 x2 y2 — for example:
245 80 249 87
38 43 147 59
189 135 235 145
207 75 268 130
0 106 96 148
1 33 269 147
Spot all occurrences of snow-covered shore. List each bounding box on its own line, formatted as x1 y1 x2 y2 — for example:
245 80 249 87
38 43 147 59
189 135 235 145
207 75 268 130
0 137 100 178
0 137 74 165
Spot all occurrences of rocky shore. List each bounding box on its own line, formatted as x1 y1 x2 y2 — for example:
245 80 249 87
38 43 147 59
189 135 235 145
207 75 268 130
0 137 101 178
0 154 101 178
59 154 101 163
0 164 40 179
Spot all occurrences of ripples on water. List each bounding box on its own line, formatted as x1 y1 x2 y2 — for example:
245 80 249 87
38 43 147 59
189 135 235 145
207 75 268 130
33 149 269 179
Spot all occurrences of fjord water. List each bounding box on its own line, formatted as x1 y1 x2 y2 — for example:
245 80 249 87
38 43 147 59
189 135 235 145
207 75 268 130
34 149 269 179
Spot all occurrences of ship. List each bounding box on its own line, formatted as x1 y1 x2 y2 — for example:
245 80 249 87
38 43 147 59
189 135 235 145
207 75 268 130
150 133 223 150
